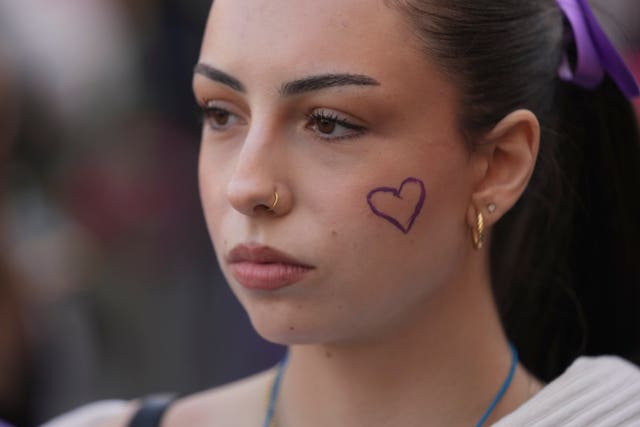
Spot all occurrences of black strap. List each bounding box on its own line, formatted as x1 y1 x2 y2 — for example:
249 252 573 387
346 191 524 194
127 394 177 427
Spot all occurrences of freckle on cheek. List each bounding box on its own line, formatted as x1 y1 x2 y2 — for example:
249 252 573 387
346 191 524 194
325 351 333 358
289 326 295 331
331 230 338 237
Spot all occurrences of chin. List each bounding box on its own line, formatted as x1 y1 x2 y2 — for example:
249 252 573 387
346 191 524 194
251 322 325 346
245 304 346 346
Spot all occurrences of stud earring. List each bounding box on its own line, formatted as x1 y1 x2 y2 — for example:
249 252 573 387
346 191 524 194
487 203 497 214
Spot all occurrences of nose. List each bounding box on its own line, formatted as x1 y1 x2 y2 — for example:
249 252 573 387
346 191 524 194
225 138 290 217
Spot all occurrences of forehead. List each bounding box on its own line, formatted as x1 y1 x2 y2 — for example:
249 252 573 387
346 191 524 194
200 0 420 80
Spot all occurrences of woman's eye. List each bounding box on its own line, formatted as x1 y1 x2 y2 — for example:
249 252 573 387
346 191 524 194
306 110 366 141
201 105 242 130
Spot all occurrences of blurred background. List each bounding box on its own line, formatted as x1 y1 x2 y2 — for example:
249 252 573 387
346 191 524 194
0 1 638 426
0 1 285 425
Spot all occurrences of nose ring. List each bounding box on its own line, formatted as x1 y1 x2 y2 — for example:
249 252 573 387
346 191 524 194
269 191 280 211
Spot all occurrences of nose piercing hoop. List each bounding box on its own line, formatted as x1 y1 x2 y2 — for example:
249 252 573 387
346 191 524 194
269 191 280 211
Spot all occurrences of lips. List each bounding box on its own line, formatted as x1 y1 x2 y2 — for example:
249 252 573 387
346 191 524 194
226 244 315 291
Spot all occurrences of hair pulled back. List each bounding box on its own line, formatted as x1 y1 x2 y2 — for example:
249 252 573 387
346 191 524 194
387 0 640 380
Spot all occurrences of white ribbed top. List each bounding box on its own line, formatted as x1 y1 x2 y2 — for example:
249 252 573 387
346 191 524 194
41 400 128 427
493 356 640 426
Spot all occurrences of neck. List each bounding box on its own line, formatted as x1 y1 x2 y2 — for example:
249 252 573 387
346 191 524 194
274 253 539 427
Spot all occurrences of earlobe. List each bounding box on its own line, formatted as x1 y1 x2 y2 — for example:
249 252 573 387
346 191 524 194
468 109 540 228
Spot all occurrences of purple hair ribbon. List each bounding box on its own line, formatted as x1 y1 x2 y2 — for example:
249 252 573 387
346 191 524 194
556 0 640 98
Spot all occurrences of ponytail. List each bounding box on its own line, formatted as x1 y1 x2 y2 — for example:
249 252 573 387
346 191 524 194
492 78 640 381
388 0 640 381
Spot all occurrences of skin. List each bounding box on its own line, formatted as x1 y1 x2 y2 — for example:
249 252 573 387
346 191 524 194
105 0 544 425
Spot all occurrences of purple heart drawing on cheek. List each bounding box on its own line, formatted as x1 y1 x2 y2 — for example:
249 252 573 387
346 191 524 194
367 177 426 234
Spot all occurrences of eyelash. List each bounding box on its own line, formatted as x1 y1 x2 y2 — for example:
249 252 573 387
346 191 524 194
198 103 367 142
305 110 366 142
200 104 240 130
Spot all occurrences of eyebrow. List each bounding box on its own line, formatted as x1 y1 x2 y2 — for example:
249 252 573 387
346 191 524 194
280 73 380 96
194 63 245 92
194 62 380 96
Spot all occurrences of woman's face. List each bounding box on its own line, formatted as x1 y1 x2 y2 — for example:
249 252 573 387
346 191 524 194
195 0 476 344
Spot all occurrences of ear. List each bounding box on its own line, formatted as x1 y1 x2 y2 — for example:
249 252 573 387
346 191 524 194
466 109 540 228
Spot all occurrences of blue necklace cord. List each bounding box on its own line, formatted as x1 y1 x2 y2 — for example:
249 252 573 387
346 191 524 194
475 342 518 427
262 353 289 427
263 343 518 427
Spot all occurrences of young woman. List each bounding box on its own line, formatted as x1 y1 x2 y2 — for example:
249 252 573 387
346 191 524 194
45 0 640 426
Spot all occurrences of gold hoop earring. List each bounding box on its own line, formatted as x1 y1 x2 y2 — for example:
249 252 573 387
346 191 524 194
472 211 484 250
269 191 279 211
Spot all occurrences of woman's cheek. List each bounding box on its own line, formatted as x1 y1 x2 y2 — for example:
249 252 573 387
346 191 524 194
320 175 432 272
365 176 426 235
198 152 231 248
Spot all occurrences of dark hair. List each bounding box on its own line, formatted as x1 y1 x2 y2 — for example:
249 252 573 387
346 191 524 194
388 0 640 381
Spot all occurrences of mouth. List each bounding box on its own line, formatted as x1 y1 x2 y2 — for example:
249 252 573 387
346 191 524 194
226 244 315 291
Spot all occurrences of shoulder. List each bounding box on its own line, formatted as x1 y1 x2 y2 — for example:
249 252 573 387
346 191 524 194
493 356 640 426
39 368 276 427
163 368 276 427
